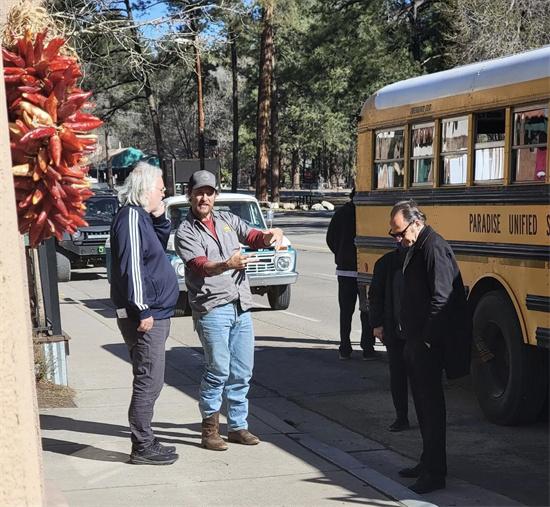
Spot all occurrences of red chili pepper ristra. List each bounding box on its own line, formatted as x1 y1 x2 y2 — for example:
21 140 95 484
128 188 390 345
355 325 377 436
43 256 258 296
2 47 26 67
49 134 62 166
3 67 26 76
5 29 103 246
20 126 56 143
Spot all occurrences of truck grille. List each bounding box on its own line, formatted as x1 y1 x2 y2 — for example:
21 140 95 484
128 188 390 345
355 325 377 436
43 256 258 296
84 232 109 245
86 232 109 239
246 251 275 274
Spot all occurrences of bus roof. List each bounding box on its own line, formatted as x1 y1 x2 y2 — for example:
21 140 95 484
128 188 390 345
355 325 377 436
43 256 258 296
360 45 550 117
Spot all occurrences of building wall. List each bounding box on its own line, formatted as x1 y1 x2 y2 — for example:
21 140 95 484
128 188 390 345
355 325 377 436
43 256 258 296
0 0 44 505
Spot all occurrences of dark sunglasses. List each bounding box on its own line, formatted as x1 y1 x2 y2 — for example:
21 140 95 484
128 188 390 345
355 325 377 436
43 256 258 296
388 221 413 239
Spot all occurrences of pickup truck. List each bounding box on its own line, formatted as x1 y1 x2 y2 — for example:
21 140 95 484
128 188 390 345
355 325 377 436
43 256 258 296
165 193 298 316
56 187 119 282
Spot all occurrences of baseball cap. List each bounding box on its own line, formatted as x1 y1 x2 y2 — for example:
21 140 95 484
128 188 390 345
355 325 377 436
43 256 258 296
188 170 217 192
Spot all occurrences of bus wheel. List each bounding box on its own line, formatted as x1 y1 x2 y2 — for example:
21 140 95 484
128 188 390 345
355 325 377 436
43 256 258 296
471 290 547 425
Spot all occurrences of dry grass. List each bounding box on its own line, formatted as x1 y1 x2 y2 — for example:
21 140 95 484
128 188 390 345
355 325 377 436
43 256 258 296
1 0 70 53
34 343 76 408
36 379 76 408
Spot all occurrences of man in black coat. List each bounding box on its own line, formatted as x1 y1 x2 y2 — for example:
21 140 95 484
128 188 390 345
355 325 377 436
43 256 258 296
369 245 410 432
326 189 375 360
388 200 471 494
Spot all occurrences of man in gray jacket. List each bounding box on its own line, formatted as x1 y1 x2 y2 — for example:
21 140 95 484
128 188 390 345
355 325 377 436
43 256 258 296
175 170 283 451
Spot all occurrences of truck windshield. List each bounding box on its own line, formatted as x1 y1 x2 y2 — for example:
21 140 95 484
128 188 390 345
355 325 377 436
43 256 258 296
169 201 266 231
85 197 119 225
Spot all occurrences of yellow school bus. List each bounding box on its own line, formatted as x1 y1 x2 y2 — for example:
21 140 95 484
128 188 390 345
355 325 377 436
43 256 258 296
356 46 549 425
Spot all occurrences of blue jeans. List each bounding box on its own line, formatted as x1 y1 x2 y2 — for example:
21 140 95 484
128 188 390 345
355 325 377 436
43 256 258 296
195 302 254 431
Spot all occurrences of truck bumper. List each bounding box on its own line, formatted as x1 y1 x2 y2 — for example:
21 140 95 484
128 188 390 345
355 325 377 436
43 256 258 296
248 272 298 287
176 272 298 292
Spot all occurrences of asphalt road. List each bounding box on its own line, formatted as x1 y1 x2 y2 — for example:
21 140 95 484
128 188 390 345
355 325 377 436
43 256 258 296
61 209 548 506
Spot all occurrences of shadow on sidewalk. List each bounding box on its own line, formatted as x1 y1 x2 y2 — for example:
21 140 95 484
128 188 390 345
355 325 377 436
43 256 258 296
96 340 390 502
40 414 203 463
42 437 129 463
79 298 116 318
254 335 340 346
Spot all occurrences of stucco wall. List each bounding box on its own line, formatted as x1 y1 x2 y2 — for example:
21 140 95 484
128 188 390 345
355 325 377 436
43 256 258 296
0 1 44 505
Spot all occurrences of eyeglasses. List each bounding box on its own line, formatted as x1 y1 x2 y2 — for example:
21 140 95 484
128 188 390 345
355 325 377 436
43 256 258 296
388 221 413 239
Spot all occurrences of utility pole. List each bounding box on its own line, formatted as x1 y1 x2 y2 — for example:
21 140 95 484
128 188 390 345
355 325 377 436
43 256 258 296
193 23 205 172
104 129 113 188
230 26 239 192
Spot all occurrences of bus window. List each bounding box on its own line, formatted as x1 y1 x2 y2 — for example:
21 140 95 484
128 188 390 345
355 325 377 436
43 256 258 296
441 117 468 185
410 123 434 185
512 106 547 182
474 110 505 182
374 128 404 189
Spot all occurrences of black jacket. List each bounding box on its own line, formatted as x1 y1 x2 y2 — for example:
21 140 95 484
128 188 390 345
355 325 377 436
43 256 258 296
400 225 472 379
110 206 179 321
368 248 406 346
326 201 357 271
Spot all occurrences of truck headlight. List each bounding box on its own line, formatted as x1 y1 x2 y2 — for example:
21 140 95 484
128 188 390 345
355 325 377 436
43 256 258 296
275 255 291 271
72 230 83 240
176 263 186 277
169 255 186 279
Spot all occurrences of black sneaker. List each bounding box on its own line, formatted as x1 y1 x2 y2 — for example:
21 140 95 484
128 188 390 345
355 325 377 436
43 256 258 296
338 351 352 360
153 438 176 454
132 438 176 456
130 441 179 465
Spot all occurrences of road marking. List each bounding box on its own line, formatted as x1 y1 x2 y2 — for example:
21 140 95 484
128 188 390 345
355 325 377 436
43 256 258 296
253 302 320 322
312 272 336 280
281 311 320 322
291 243 331 253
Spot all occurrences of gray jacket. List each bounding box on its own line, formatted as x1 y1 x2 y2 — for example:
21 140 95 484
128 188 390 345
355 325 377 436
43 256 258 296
175 210 254 314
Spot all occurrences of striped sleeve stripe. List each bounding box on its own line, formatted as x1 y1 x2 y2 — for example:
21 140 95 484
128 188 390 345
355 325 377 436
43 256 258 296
128 208 148 310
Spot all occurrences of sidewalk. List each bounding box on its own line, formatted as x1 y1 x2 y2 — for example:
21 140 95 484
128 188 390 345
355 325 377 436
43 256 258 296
41 282 412 507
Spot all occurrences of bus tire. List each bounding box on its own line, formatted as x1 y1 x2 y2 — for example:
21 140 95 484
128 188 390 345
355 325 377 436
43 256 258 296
267 284 291 310
56 252 71 282
471 290 547 425
174 292 191 317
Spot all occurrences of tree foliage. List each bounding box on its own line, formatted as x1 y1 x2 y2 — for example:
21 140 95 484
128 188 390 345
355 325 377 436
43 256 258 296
447 0 550 64
41 0 550 189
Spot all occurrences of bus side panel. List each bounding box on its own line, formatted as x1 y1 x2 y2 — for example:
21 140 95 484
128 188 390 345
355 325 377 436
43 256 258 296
356 130 372 192
462 261 550 347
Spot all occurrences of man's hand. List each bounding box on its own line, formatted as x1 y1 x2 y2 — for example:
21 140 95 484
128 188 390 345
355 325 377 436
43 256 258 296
373 326 384 344
263 228 284 249
226 250 259 270
138 316 154 332
151 201 165 218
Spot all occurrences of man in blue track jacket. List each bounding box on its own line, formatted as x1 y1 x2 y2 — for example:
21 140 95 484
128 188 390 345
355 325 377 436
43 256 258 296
110 162 179 465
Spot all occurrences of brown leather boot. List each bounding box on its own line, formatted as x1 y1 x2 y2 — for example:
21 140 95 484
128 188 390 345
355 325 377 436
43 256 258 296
227 429 260 445
201 413 228 451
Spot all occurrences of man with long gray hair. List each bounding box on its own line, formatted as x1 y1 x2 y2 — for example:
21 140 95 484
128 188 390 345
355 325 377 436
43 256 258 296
110 162 180 465
388 199 471 494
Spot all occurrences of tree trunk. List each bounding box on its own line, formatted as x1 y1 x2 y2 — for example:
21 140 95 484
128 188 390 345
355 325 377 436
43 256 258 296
230 27 239 192
291 149 300 189
269 53 280 202
255 1 274 202
122 0 166 178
